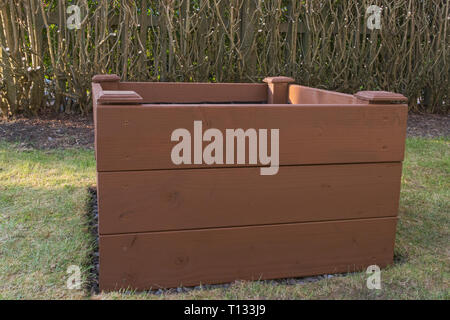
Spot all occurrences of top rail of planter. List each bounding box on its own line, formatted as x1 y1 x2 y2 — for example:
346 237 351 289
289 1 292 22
92 74 408 106
92 75 408 172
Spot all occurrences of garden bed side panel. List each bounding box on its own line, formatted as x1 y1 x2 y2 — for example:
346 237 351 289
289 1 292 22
95 103 408 172
97 163 402 234
117 82 268 103
99 217 398 291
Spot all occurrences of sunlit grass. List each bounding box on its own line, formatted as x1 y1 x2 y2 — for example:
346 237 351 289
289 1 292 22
0 137 448 299
0 142 96 299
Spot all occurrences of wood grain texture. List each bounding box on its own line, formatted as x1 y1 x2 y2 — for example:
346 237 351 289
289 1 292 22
97 90 143 104
118 82 268 103
263 76 295 84
99 217 398 291
289 85 356 104
263 77 295 104
354 91 408 103
98 163 402 234
92 74 121 83
95 104 408 172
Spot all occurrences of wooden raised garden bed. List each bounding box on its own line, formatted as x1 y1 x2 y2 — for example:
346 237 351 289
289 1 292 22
92 74 408 291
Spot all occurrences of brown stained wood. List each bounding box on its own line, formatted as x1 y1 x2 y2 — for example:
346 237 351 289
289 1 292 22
92 83 103 160
263 76 295 104
354 91 408 104
98 163 402 234
95 104 408 172
117 82 268 103
289 85 356 104
92 74 121 83
92 74 120 91
263 76 295 84
92 79 406 291
97 90 143 105
99 217 398 291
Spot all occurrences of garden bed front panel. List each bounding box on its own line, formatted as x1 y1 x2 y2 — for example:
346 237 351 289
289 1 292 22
97 163 402 234
95 104 407 172
99 217 397 291
93 75 408 291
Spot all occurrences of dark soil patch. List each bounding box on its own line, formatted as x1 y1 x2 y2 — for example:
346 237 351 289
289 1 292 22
0 112 447 151
407 113 449 138
393 251 409 266
0 113 94 150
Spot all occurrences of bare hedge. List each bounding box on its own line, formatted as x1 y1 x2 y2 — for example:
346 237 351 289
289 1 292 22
0 0 448 116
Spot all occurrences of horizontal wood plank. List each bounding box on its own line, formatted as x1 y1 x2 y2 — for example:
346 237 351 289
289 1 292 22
95 104 408 172
289 85 357 104
99 217 397 290
98 163 402 234
118 82 268 103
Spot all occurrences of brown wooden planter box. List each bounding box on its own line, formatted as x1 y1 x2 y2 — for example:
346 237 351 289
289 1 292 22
92 74 408 291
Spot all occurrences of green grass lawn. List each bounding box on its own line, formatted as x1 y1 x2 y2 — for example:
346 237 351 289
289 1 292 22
0 138 448 300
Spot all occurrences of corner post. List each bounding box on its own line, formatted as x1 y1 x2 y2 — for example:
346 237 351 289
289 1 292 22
92 74 143 105
263 76 295 104
92 74 121 90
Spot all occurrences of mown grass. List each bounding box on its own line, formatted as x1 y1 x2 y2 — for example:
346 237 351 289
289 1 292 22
0 143 96 299
0 138 448 300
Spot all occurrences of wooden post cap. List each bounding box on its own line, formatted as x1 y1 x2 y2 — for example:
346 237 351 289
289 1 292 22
263 76 295 84
263 76 295 104
92 74 121 83
354 91 408 104
97 90 143 104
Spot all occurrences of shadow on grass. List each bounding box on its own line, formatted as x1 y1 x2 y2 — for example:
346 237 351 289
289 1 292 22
86 186 99 295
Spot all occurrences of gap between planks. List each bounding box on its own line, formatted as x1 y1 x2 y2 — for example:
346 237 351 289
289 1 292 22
96 160 403 173
99 216 399 236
